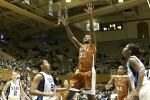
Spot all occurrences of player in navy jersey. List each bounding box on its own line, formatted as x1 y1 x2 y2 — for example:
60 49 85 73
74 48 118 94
30 59 69 100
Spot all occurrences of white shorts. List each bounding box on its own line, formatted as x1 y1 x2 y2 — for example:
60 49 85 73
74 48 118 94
139 83 150 100
8 97 20 100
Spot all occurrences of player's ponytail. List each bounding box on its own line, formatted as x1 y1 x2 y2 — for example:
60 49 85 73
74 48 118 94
139 50 145 56
127 43 142 57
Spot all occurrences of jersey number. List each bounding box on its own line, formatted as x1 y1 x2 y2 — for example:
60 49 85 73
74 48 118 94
79 52 86 58
14 91 17 96
117 86 122 91
51 84 55 92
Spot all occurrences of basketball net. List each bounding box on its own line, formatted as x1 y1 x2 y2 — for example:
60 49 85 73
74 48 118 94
147 0 150 8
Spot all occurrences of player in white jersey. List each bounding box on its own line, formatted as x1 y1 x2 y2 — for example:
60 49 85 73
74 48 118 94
2 72 30 100
30 59 69 100
122 43 150 100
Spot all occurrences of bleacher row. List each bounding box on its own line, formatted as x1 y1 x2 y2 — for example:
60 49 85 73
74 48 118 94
0 38 150 76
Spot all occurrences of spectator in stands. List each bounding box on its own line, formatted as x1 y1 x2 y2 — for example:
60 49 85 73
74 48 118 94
95 91 102 100
110 91 118 100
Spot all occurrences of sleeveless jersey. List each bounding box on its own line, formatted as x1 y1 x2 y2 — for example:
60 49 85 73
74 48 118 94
8 81 20 100
37 72 56 100
114 77 128 99
127 56 150 90
78 44 96 71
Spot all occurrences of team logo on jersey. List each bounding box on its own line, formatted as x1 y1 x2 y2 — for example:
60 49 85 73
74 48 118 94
47 78 54 83
11 86 19 90
80 47 89 52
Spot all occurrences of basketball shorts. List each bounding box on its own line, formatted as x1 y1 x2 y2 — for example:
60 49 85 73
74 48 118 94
70 67 96 95
139 83 150 100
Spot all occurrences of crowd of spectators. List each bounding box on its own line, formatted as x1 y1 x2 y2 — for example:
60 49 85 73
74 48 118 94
0 38 150 99
0 38 150 75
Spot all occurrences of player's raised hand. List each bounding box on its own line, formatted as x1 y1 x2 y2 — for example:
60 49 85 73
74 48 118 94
84 3 94 15
59 15 68 26
64 80 68 87
64 80 70 90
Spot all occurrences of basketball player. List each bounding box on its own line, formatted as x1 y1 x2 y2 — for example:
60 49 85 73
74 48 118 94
2 72 30 100
105 65 132 100
122 43 150 100
59 80 69 100
60 3 96 100
30 60 69 100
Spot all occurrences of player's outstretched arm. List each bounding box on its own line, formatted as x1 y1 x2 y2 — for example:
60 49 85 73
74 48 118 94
84 3 96 47
105 76 115 90
60 15 82 49
56 80 70 92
